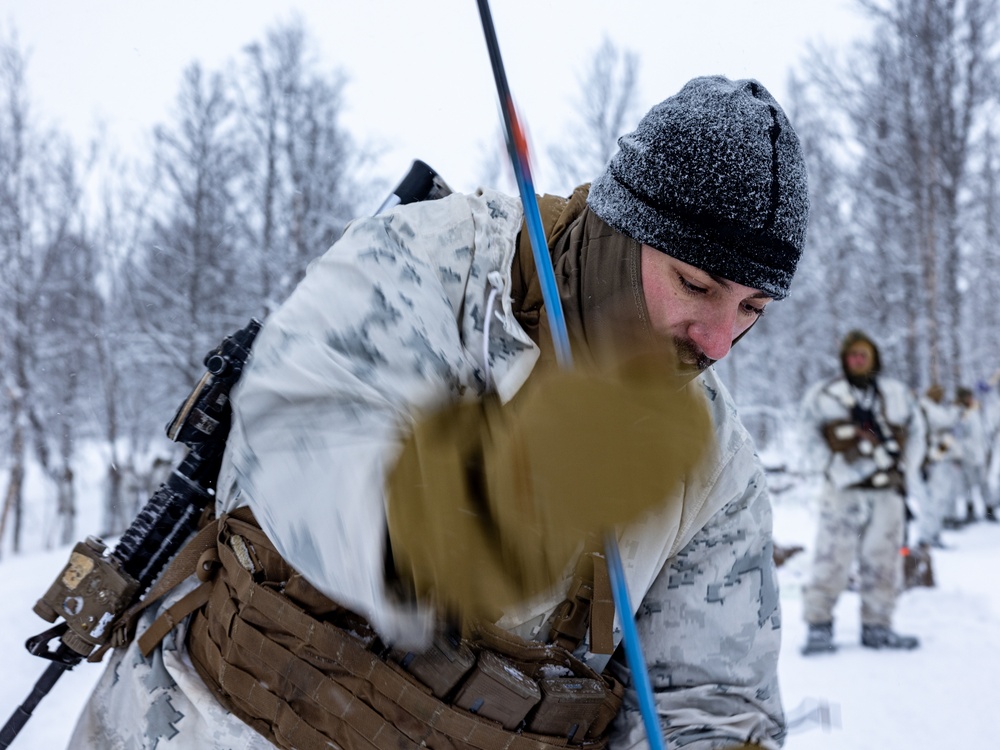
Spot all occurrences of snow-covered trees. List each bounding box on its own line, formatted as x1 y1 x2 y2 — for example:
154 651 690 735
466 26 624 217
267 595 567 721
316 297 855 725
0 28 90 553
137 62 249 384
839 0 999 389
548 36 639 193
0 21 368 554
727 0 1000 420
232 20 370 314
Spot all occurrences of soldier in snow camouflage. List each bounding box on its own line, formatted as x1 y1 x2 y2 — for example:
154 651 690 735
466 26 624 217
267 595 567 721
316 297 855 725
799 331 927 655
70 76 809 750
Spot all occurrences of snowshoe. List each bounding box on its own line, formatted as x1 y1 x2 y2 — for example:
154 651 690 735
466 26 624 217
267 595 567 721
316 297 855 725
801 622 837 656
861 624 919 650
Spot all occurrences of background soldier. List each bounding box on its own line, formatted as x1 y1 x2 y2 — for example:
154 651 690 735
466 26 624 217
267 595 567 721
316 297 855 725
798 330 926 654
918 384 961 547
953 386 994 524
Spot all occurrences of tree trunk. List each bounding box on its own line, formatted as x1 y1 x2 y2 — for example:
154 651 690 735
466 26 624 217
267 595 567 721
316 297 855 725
56 419 76 546
0 408 26 556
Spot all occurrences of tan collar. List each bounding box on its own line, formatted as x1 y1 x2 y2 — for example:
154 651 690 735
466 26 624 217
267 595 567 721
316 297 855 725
510 188 653 370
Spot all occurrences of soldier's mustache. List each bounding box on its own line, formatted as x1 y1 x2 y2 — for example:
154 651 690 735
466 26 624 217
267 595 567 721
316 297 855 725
673 337 715 372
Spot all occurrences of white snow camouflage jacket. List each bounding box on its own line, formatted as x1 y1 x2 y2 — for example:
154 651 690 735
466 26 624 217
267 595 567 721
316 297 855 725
69 189 784 750
954 405 989 469
799 375 927 494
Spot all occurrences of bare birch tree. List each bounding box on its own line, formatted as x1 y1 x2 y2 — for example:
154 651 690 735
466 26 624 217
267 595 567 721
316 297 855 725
0 28 86 553
124 62 252 392
232 19 370 315
548 36 639 192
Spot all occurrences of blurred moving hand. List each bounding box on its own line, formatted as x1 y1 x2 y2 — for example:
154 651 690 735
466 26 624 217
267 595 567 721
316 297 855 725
386 350 711 623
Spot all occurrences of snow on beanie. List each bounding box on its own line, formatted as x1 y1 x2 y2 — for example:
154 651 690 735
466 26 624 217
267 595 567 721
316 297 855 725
587 76 809 300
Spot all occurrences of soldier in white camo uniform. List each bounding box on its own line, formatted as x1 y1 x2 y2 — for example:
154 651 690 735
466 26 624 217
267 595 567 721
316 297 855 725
799 331 926 655
917 384 962 548
952 386 994 524
70 77 809 750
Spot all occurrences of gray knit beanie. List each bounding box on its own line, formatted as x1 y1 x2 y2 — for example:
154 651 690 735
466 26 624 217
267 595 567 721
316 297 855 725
587 76 809 300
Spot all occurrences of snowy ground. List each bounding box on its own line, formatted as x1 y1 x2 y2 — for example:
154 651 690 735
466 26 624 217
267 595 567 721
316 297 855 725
772 483 1000 749
2 477 998 748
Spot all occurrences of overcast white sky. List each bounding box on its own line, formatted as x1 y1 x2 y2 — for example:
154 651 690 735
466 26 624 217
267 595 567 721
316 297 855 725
4 1 871 193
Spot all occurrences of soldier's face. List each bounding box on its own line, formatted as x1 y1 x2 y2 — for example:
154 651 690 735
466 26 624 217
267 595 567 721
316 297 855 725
640 245 772 371
845 344 875 376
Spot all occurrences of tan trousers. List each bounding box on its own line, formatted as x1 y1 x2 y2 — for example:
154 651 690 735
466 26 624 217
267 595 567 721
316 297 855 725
803 486 906 628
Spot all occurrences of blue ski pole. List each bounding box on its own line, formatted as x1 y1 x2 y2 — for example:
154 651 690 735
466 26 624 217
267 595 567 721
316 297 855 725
474 2 665 747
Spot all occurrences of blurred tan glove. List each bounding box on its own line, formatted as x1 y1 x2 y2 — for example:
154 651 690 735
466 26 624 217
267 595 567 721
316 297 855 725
385 350 711 623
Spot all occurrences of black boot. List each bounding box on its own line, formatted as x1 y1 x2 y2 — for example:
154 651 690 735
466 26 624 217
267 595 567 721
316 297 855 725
985 506 998 523
861 624 919 650
801 622 837 655
942 511 963 530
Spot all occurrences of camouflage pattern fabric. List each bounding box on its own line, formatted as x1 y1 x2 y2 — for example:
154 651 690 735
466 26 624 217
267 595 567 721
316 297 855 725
923 459 963 537
954 405 992 512
802 486 906 626
799 376 926 494
799 375 926 628
70 189 784 749
606 472 784 749
919 397 962 542
69 578 274 750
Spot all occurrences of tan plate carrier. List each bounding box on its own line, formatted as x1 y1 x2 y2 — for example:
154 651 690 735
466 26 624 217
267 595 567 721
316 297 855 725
116 508 624 750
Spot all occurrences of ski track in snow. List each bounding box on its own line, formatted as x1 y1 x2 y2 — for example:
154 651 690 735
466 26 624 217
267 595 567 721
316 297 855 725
2 482 998 748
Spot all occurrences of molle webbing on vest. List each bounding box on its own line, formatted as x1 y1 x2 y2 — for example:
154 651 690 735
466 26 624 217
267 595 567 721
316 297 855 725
544 541 615 655
142 510 622 750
